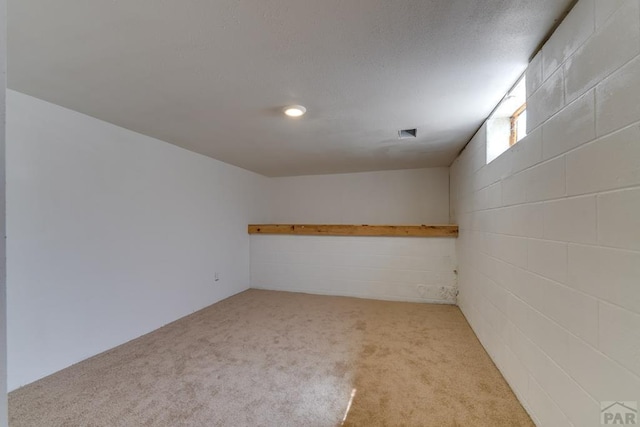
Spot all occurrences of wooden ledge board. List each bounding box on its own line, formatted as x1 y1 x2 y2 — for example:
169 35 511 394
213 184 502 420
248 224 458 237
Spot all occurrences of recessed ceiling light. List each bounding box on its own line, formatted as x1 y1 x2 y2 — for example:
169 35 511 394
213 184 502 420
284 105 306 117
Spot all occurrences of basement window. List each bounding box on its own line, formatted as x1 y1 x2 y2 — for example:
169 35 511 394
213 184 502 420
486 76 526 163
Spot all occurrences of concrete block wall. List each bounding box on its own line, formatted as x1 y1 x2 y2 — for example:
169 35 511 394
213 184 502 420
250 236 457 304
251 167 455 303
450 0 640 425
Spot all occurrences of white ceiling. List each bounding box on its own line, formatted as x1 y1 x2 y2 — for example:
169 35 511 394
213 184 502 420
8 0 574 177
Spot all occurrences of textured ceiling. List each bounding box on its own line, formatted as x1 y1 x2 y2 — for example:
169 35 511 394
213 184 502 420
8 0 573 176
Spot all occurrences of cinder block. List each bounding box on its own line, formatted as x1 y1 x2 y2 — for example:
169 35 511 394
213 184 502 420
525 334 600 427
542 0 595 79
495 206 517 236
543 196 597 244
487 182 503 209
472 187 489 212
568 243 640 313
526 157 566 202
526 307 571 369
520 272 598 346
567 123 640 195
565 332 640 402
599 302 640 377
479 251 502 282
504 347 530 400
482 291 510 339
491 207 512 235
491 234 528 268
510 128 543 174
485 274 510 314
597 188 640 251
542 89 596 160
527 238 568 284
507 294 531 334
507 320 537 369
596 55 640 136
511 203 545 239
526 51 544 96
528 67 565 132
481 148 514 189
564 0 640 103
596 0 629 28
502 170 528 206
250 236 458 303
527 376 572 427
467 126 488 174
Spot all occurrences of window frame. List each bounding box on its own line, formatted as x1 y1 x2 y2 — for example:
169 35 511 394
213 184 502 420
509 102 527 147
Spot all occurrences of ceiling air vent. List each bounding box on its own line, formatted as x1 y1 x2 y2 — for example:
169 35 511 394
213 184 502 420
398 128 417 139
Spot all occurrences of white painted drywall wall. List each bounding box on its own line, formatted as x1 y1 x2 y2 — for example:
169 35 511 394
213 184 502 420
0 0 7 422
450 0 640 425
6 91 270 391
267 168 450 224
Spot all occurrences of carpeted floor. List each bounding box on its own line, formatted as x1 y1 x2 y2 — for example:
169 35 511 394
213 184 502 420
9 289 534 426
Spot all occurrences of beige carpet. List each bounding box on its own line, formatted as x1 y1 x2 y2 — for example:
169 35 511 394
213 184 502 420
9 289 533 426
